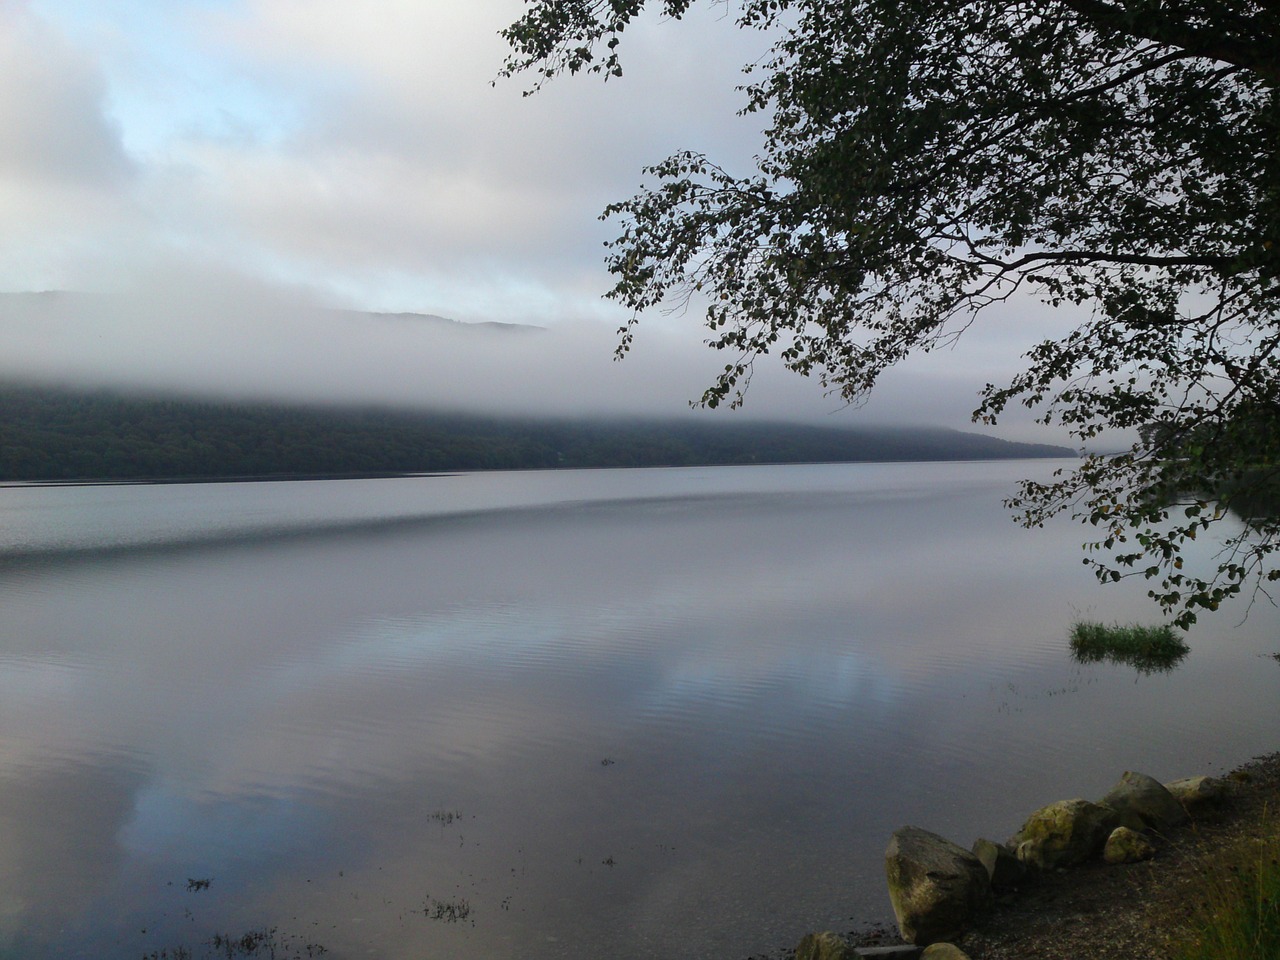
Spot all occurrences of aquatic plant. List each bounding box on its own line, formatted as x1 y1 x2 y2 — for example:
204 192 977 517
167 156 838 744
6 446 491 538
144 925 327 959
1068 620 1189 673
423 895 472 924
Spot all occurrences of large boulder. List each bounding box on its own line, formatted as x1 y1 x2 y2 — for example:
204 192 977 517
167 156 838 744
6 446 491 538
1100 771 1188 832
885 826 991 944
971 838 1025 890
1012 799 1118 870
794 931 858 960
1103 825 1157 864
1164 775 1227 813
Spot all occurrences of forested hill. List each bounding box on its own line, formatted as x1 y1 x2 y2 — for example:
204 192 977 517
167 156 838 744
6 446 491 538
0 384 1075 482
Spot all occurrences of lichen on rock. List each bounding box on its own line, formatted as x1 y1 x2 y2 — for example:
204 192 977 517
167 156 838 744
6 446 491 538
794 930 859 960
1164 775 1226 814
1100 771 1188 832
1103 825 1157 863
971 838 1025 890
1011 798 1118 870
885 826 991 945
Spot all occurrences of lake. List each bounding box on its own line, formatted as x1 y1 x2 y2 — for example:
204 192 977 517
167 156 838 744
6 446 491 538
0 460 1276 960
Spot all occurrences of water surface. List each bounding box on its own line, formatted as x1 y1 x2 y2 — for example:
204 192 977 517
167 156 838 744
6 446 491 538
0 461 1276 959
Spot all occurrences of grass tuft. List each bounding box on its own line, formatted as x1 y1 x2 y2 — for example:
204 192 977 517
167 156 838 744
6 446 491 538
1068 619 1189 673
1174 826 1280 960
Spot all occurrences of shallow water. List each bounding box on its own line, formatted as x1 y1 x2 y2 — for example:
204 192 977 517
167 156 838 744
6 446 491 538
0 461 1276 959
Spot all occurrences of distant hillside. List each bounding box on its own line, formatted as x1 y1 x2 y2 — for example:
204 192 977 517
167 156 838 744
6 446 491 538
0 292 546 335
0 384 1075 482
337 308 544 333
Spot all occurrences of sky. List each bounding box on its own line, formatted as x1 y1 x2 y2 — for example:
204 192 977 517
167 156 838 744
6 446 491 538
0 0 1079 440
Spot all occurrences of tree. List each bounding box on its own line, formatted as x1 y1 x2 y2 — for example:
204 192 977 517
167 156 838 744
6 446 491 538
502 0 1280 626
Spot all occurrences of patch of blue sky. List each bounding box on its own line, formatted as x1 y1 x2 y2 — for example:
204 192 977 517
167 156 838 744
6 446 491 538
32 0 322 157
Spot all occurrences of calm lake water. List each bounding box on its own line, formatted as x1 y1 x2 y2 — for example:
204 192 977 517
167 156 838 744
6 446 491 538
0 461 1276 960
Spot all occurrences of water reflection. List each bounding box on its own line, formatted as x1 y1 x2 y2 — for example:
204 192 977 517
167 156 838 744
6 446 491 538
1069 642 1191 675
0 463 1276 960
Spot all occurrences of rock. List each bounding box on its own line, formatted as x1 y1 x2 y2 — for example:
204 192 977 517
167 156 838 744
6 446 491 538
795 931 859 960
854 947 922 959
885 826 991 945
1012 799 1118 870
1100 770 1188 832
1103 825 1157 863
920 945 972 960
1164 775 1227 813
971 838 1025 889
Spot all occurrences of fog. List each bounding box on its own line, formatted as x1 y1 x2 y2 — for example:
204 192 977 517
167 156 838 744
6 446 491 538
0 1 1084 445
0 262 1076 443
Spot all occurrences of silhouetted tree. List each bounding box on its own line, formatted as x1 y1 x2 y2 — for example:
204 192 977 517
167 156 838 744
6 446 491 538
503 0 1280 625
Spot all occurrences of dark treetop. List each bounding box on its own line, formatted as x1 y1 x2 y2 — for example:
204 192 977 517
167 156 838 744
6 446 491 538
0 383 1072 483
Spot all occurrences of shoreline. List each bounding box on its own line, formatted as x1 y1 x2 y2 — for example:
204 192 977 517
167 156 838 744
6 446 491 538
746 750 1280 960
844 750 1280 959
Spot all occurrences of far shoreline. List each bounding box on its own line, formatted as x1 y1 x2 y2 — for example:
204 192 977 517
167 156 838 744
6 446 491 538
0 454 1080 489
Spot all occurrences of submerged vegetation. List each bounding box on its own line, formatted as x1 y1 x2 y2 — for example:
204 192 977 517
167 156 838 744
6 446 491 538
142 926 327 959
423 895 473 924
1069 620 1190 673
1174 827 1280 960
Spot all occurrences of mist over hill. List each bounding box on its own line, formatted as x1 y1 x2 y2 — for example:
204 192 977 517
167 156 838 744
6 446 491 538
0 383 1075 483
0 286 1070 444
335 308 545 334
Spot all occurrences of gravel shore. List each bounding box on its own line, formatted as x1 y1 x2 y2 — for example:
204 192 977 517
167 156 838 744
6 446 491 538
958 750 1280 959
752 750 1280 960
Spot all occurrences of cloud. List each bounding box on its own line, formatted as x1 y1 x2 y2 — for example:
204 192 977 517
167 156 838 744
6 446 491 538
0 3 132 188
0 258 1079 444
146 0 773 310
9 0 774 313
0 265 793 418
0 2 1080 443
0 3 141 290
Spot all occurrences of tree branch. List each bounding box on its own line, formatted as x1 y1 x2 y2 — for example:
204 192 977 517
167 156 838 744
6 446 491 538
974 247 1236 272
1055 0 1280 85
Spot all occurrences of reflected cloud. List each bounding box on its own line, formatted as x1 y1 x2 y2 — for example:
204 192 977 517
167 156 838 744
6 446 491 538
0 465 1277 958
0 759 147 954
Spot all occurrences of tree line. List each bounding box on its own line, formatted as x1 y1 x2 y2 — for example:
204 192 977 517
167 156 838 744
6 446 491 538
0 384 1072 482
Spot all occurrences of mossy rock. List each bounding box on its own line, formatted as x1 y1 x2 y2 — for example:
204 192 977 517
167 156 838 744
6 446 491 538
1013 799 1118 870
971 838 1025 890
1164 775 1227 813
1100 771 1187 832
1103 825 1157 863
885 826 991 944
794 931 858 960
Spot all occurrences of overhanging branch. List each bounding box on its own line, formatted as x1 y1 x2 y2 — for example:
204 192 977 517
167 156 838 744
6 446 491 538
975 247 1236 272
1055 0 1280 85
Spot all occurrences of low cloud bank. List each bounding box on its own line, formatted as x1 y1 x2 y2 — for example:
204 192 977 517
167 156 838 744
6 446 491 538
0 265 1067 443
